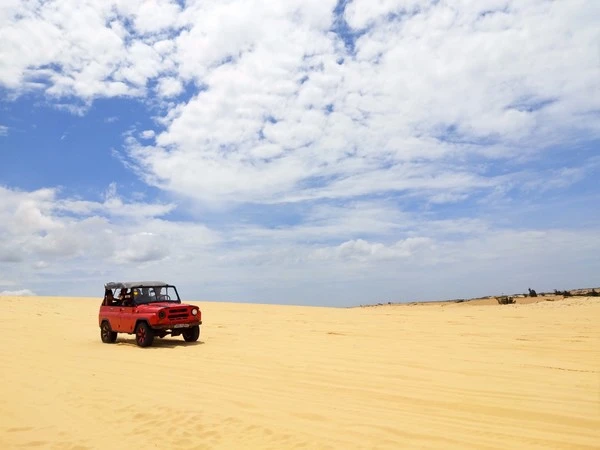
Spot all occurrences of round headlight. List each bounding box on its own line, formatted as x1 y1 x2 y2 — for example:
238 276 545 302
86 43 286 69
158 310 166 319
191 309 198 316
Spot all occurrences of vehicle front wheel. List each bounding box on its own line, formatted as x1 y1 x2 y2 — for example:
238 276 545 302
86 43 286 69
182 325 200 342
100 321 117 343
135 322 154 347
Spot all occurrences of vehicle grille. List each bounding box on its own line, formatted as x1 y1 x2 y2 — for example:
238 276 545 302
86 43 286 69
167 308 189 320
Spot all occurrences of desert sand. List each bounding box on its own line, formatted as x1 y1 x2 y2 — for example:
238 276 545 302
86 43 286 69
0 295 598 449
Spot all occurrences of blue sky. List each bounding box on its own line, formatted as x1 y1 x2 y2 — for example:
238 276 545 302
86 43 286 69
0 0 599 306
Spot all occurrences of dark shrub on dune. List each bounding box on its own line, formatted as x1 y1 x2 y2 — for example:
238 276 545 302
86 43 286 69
496 296 515 305
554 289 572 297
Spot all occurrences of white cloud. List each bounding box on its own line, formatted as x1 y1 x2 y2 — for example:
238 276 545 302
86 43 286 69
128 0 182 35
4 1 596 198
0 182 598 304
156 77 183 97
140 129 156 140
344 0 425 30
112 0 599 206
0 289 36 296
33 261 49 270
0 0 182 100
309 237 434 262
0 125 8 136
0 185 218 268
113 232 169 263
519 158 600 193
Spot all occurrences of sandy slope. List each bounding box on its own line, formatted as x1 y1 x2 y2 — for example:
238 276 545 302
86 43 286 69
0 296 598 449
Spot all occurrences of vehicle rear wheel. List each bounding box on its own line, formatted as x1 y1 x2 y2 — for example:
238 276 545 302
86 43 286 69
182 325 200 342
135 322 154 347
100 321 117 343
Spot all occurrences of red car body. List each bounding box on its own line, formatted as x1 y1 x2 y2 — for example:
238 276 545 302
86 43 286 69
98 281 202 347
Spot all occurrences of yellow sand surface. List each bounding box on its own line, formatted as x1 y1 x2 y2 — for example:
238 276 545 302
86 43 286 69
0 296 598 449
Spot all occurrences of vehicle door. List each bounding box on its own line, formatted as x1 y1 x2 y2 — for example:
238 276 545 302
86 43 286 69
100 292 120 331
101 303 120 330
118 303 136 333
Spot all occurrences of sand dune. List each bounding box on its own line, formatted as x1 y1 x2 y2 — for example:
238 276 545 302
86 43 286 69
0 295 598 449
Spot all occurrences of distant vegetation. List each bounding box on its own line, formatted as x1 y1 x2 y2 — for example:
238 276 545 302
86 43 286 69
357 287 599 307
491 286 598 305
496 295 515 305
525 287 599 298
554 289 571 297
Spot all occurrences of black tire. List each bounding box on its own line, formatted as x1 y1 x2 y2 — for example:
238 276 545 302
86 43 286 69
135 322 154 347
182 325 200 342
100 321 117 343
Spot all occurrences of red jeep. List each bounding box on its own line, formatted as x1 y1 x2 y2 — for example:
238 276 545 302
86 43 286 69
99 281 202 347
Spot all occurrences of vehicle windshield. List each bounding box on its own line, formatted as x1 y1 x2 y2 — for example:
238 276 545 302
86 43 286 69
132 286 180 304
106 285 181 306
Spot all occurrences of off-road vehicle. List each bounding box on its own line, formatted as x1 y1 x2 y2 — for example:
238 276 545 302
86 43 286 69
99 281 202 347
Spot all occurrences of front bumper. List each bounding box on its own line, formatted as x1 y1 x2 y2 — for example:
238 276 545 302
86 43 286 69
153 320 201 330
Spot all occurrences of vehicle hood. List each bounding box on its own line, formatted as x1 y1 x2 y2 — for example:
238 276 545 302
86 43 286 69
135 302 190 311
